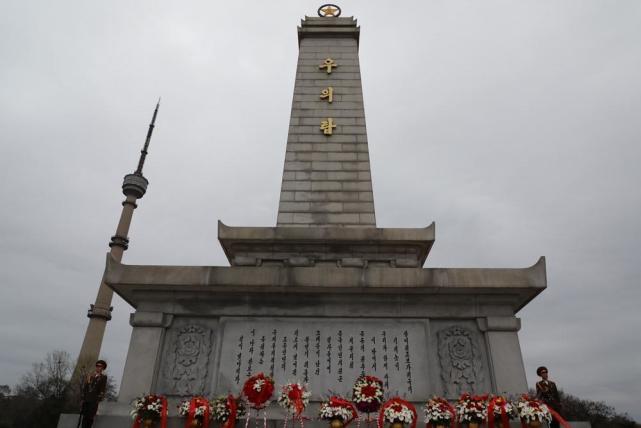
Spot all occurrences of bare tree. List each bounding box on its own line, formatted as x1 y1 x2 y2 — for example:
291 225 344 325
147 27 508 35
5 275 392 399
16 350 72 400
0 385 10 398
559 390 637 428
1 350 117 428
46 350 72 400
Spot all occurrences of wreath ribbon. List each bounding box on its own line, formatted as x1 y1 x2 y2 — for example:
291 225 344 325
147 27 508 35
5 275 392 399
185 398 197 428
223 395 239 428
160 396 168 428
487 398 510 428
288 385 305 417
548 407 571 428
185 397 211 428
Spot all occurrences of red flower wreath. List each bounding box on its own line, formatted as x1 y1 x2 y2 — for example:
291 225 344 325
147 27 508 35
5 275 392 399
487 395 515 428
178 396 212 428
242 373 275 409
378 398 417 428
352 375 385 413
319 396 359 427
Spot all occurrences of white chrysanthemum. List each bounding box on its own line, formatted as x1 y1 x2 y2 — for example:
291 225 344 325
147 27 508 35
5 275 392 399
352 378 384 405
319 404 354 421
177 399 213 418
253 379 265 391
384 405 415 424
516 399 552 423
130 395 164 421
423 399 452 424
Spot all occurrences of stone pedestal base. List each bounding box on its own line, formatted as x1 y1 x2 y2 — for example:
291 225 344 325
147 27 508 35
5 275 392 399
104 252 548 405
58 413 591 428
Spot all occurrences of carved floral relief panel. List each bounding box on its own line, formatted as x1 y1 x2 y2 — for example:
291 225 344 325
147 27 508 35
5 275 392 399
432 322 490 398
157 321 215 396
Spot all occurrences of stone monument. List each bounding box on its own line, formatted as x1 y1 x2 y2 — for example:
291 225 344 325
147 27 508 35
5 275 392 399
74 7 549 427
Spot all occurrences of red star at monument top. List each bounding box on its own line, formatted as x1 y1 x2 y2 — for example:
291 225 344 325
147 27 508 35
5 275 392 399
320 5 339 16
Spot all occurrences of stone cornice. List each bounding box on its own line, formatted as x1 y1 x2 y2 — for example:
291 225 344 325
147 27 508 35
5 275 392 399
298 16 360 46
104 254 545 313
217 221 435 267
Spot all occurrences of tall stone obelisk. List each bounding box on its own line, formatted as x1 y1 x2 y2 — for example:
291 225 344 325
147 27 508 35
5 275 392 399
72 101 159 378
278 12 376 227
80 10 546 428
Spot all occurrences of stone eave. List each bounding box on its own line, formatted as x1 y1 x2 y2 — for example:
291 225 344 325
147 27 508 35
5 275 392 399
217 220 435 266
105 254 545 313
298 16 360 46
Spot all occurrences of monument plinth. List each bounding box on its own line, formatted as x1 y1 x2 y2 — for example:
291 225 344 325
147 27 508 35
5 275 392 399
104 252 544 402
75 10 547 428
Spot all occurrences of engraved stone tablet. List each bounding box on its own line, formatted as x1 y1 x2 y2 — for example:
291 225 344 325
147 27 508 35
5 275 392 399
217 318 429 400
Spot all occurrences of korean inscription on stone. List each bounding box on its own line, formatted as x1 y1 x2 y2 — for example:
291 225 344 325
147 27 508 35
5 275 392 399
218 319 428 399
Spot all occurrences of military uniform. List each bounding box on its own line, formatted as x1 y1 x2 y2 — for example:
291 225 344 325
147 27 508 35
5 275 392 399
536 379 561 428
80 372 107 428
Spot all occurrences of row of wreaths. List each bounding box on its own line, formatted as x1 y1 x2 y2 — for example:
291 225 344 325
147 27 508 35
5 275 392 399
129 373 571 428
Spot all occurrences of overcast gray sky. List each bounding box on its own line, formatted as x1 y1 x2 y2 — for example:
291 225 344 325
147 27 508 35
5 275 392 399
1 0 640 421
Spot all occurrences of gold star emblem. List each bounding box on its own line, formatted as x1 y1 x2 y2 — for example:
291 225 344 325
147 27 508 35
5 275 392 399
320 5 338 16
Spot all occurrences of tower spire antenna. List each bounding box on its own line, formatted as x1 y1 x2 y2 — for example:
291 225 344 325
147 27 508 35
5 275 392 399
135 97 160 175
72 99 160 387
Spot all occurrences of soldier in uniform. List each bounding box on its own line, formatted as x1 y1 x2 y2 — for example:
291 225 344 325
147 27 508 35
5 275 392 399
535 366 562 428
80 360 108 428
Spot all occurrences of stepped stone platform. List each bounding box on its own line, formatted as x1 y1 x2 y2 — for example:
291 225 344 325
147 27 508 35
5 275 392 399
57 412 592 428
